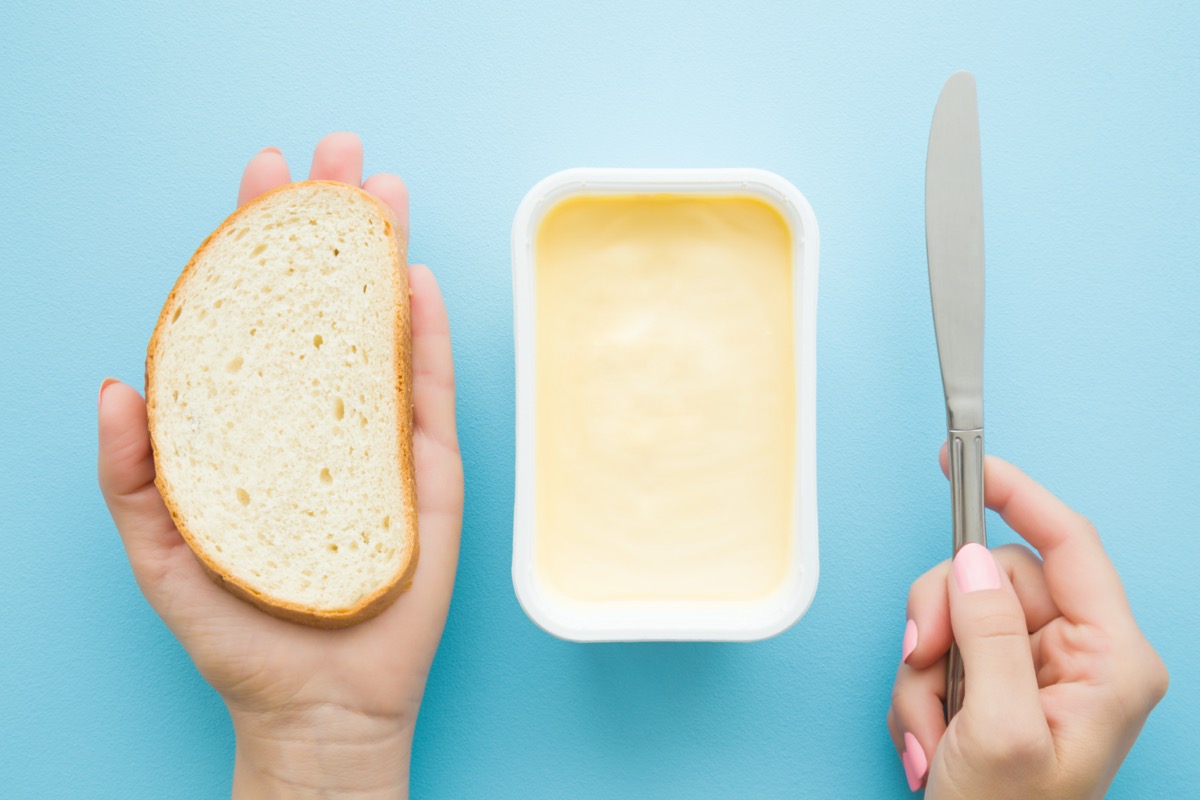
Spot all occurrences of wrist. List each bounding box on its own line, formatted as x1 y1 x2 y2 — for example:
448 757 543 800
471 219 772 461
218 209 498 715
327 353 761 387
230 702 413 799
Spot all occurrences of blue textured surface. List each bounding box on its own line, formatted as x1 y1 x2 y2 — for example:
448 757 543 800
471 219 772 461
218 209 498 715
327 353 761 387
2 2 1197 796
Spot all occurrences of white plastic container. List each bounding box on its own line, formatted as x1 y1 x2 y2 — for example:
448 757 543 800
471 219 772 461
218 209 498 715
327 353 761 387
512 168 819 641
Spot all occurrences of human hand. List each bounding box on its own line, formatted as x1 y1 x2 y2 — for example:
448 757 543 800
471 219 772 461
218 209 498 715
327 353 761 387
98 133 464 799
887 450 1168 797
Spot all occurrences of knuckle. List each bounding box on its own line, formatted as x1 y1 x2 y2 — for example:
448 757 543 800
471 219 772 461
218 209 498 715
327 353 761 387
964 605 1028 643
906 560 951 616
993 542 1025 557
890 680 923 721
995 542 1039 565
1112 637 1170 712
890 683 906 712
979 722 1051 767
1074 512 1101 538
992 543 1043 582
1143 649 1170 705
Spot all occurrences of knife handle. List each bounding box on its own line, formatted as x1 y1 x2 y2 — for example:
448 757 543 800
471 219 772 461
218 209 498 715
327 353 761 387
946 427 987 721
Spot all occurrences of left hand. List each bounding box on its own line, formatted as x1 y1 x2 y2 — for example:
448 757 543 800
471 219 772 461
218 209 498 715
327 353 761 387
98 132 464 799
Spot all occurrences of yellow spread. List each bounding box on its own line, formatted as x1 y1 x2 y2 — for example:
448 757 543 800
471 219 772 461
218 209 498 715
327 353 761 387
535 194 795 602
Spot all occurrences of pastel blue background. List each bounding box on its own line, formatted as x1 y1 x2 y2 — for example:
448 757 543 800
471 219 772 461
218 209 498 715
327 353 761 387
2 1 1196 796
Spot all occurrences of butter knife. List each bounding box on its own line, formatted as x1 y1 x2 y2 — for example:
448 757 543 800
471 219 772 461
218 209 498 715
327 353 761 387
926 70 987 721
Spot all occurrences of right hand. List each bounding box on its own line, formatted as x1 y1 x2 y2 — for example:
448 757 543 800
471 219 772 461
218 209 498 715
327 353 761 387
887 450 1168 797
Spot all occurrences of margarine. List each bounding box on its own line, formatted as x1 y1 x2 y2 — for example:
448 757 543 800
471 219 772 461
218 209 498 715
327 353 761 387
535 194 795 603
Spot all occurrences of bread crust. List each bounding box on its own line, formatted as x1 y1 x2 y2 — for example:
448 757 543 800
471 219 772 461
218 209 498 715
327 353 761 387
145 180 419 628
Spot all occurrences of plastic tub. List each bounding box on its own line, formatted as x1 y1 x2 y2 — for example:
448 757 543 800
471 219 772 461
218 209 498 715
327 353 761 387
512 168 819 641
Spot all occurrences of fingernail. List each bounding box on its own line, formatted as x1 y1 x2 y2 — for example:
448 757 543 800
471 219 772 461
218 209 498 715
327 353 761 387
902 732 928 791
259 146 282 155
901 619 918 664
953 542 1001 593
99 377 119 410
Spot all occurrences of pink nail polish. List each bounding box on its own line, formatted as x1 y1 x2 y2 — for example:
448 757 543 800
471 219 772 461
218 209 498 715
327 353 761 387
953 542 1002 593
902 731 928 791
98 377 118 409
902 619 918 664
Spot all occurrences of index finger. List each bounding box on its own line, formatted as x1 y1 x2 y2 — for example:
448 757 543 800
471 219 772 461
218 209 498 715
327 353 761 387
940 446 1131 626
237 147 291 208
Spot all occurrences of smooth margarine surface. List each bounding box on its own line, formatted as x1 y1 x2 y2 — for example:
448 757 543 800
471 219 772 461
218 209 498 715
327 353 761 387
152 185 408 611
535 194 795 602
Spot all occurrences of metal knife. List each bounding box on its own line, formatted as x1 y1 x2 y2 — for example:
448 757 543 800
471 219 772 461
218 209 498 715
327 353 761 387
926 70 987 721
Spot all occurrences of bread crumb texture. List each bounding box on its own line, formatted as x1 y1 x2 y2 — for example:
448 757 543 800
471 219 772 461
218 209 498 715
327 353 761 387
150 183 408 612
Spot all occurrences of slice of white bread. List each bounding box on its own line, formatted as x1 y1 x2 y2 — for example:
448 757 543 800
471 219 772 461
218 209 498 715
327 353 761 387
146 180 418 627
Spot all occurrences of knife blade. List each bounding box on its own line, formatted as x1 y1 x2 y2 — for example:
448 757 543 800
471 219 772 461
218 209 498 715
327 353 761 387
926 70 987 721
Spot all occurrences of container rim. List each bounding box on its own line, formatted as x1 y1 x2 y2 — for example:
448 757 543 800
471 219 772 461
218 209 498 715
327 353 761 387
511 168 820 642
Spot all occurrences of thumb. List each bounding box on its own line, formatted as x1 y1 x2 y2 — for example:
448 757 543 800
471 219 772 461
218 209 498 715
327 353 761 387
97 378 190 605
950 544 1050 745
